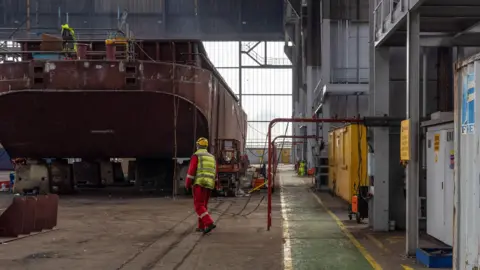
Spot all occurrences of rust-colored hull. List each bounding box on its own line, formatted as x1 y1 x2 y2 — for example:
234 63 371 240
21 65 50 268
0 90 207 158
0 58 246 159
0 194 58 237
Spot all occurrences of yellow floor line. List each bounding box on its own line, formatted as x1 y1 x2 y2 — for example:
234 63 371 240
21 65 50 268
365 233 392 254
311 192 383 270
401 264 414 270
280 176 293 270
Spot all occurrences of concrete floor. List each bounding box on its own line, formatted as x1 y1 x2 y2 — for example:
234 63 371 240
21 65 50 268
315 180 450 270
0 167 450 269
0 188 282 270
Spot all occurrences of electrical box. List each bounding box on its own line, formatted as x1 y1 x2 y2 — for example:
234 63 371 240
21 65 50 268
426 124 454 246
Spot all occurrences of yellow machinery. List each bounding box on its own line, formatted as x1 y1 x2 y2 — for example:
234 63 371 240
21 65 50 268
328 124 368 204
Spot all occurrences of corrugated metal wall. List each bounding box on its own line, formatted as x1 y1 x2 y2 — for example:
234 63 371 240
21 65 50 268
330 21 369 84
0 0 283 40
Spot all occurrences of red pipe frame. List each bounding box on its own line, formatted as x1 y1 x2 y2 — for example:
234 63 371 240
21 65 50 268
272 135 319 144
270 135 321 192
267 118 363 230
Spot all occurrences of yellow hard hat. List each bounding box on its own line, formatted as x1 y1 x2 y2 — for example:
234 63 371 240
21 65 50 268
196 137 208 147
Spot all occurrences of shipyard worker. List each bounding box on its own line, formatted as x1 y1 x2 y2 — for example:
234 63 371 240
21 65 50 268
185 137 218 234
61 24 77 52
298 160 306 176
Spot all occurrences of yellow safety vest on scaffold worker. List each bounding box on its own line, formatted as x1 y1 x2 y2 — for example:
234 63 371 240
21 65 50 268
61 24 77 52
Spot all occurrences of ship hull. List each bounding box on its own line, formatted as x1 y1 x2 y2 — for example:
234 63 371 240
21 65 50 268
0 90 208 158
0 46 247 160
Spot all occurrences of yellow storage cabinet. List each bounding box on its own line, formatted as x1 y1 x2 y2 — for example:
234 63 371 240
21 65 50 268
281 149 291 164
328 124 368 203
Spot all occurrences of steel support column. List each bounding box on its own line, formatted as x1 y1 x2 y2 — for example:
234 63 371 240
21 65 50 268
372 47 390 231
321 21 331 85
293 18 303 161
405 10 420 256
452 46 464 270
238 41 243 107
368 0 375 117
368 0 376 228
306 67 317 167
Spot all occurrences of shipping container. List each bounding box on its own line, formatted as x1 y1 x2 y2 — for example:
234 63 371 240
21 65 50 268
328 124 368 203
453 53 480 269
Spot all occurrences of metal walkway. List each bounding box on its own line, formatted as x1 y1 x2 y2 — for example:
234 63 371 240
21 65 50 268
279 171 374 270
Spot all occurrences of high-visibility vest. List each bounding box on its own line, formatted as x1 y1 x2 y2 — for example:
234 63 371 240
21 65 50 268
299 161 305 176
61 24 77 52
194 149 216 189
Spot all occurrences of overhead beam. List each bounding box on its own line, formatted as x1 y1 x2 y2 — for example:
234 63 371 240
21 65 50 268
455 21 480 35
285 0 302 18
419 6 480 18
384 32 480 47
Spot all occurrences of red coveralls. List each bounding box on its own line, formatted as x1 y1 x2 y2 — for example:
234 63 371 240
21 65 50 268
185 154 218 230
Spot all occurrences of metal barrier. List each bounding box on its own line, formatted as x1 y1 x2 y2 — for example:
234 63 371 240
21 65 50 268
0 194 58 237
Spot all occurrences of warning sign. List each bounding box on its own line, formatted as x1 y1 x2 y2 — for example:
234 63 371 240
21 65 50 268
400 120 410 161
434 134 440 152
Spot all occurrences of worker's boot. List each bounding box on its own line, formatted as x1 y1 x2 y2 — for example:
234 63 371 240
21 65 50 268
203 223 216 235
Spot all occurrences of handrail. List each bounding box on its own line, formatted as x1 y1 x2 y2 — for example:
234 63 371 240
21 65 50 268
374 0 383 12
241 42 291 66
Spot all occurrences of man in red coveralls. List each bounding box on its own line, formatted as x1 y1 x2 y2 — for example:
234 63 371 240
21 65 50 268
185 137 218 234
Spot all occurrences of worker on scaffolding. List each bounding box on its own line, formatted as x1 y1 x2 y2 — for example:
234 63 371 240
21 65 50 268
61 24 77 54
185 137 218 234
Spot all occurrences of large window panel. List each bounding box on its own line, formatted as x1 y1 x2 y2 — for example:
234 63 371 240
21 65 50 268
242 95 292 122
203 42 239 68
204 41 292 148
246 122 293 148
241 41 291 66
217 68 240 94
241 69 292 94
